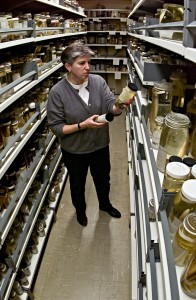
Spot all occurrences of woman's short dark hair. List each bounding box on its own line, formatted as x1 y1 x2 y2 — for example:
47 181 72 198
61 41 94 65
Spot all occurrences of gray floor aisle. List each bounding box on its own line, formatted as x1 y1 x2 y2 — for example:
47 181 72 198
33 112 131 300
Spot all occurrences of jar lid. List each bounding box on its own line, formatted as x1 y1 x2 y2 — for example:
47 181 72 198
169 155 183 163
166 162 190 179
184 212 196 236
155 116 164 125
29 102 35 109
165 112 190 128
154 80 172 92
182 179 196 202
127 81 138 92
183 157 196 168
191 164 196 179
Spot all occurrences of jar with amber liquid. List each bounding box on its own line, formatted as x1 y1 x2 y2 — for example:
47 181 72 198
169 179 196 237
172 212 196 267
150 80 172 134
156 112 190 173
162 162 190 192
170 69 187 112
0 64 7 103
180 252 196 298
190 127 196 160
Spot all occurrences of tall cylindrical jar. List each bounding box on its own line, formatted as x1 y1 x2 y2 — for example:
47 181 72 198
172 212 196 267
156 112 190 173
169 179 196 237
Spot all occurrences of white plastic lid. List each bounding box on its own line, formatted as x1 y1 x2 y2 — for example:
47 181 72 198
29 102 35 109
191 164 196 179
181 179 196 202
166 162 190 179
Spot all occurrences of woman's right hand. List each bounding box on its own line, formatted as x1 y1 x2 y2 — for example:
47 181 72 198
81 115 107 129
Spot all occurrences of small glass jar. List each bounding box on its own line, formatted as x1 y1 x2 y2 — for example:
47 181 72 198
180 252 196 298
0 64 7 103
162 162 190 192
13 280 23 295
36 222 45 237
28 239 38 254
0 262 8 275
20 261 31 277
172 212 196 267
9 289 20 300
0 186 11 209
16 270 29 286
148 199 156 221
151 116 164 150
156 113 190 173
169 179 196 237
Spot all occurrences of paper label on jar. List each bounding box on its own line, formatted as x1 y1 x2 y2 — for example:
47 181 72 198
156 145 167 172
152 131 161 149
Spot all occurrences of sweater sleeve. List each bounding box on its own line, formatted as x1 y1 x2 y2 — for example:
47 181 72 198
99 76 116 112
47 88 65 138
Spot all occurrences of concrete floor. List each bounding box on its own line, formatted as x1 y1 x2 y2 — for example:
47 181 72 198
33 112 131 300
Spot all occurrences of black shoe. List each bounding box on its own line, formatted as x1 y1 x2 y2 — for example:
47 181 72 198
77 213 88 226
99 205 121 218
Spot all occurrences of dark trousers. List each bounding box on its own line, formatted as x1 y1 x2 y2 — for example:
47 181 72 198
61 146 111 214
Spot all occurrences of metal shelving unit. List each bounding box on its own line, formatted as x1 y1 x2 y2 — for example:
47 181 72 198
0 1 85 299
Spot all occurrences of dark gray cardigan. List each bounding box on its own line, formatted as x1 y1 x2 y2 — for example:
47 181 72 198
47 74 116 154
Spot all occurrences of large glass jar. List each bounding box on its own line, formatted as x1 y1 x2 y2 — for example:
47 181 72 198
156 112 190 173
169 179 196 237
170 69 187 112
150 80 172 134
172 212 196 267
159 3 184 23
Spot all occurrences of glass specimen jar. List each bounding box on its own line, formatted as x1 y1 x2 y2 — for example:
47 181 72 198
162 162 190 192
180 252 196 298
151 116 164 150
172 212 196 267
150 80 172 134
170 69 187 112
156 112 190 173
169 179 196 237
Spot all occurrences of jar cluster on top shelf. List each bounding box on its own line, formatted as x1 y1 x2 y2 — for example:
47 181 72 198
0 11 86 43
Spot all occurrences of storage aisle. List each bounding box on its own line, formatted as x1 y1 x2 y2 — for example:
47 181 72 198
33 111 131 300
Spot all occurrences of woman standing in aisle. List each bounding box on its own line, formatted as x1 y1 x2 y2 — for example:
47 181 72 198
47 41 134 226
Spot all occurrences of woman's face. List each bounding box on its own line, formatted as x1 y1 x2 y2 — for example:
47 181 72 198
65 55 91 84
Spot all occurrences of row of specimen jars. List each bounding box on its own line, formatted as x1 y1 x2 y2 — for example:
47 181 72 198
90 62 127 72
0 122 52 211
169 185 196 298
0 71 65 153
0 198 51 289
0 149 64 249
85 10 129 18
86 34 128 45
0 42 69 104
87 20 127 32
149 179 196 298
129 38 194 67
0 11 85 30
